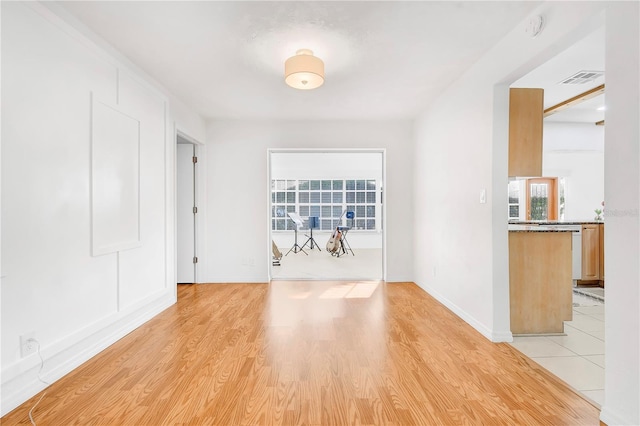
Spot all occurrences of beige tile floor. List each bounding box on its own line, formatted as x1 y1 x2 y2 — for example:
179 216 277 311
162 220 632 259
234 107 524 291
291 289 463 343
509 292 605 407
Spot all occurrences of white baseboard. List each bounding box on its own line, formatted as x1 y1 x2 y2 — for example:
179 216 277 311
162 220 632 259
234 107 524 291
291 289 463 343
600 405 634 426
416 282 512 343
491 330 514 343
1 290 175 416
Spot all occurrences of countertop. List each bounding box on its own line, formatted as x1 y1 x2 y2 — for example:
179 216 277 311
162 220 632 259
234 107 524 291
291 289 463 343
509 224 578 233
509 220 604 225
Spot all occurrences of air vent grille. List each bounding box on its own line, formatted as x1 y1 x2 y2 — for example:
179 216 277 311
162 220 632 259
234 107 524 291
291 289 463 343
559 70 604 85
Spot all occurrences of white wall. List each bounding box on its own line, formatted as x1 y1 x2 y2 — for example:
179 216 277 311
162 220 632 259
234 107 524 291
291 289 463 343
2 1 637 423
544 121 605 151
413 1 639 423
543 122 604 220
271 152 383 180
544 152 604 220
171 97 207 144
601 3 639 425
203 120 413 283
0 2 203 415
413 2 608 344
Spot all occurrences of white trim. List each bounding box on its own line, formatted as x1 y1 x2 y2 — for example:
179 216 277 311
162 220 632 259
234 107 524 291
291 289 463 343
600 406 633 426
194 142 207 283
0 2 179 415
174 128 206 284
267 152 274 280
165 102 175 297
491 331 514 343
176 129 201 146
90 95 142 257
1 290 174 416
418 282 499 342
267 149 387 281
381 149 387 281
32 2 174 101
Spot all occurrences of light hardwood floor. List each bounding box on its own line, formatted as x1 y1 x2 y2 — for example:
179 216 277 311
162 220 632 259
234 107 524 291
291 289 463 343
2 282 600 425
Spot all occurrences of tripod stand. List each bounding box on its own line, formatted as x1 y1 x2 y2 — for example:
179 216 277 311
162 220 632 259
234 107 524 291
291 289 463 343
302 216 321 251
285 212 307 255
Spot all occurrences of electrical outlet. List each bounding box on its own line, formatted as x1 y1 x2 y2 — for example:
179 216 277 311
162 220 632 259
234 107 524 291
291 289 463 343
20 332 37 357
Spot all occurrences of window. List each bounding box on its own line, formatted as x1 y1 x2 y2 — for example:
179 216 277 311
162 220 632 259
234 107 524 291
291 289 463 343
508 178 562 221
508 180 521 220
271 179 379 231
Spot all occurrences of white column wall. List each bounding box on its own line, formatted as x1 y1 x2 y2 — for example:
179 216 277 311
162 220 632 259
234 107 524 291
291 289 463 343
600 2 640 425
413 1 608 343
203 120 414 283
413 1 639 422
0 2 203 414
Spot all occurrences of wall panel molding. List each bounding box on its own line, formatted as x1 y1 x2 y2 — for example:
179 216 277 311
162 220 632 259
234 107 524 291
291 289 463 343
91 95 141 256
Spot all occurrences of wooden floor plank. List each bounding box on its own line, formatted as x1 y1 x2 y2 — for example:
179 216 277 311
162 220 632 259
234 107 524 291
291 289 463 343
1 281 600 425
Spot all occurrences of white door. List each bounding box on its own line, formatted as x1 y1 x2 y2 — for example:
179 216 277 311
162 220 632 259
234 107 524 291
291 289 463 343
177 143 196 283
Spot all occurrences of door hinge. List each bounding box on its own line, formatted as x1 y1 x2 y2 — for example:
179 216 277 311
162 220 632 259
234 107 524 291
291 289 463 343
193 257 198 264
192 156 198 164
193 206 198 214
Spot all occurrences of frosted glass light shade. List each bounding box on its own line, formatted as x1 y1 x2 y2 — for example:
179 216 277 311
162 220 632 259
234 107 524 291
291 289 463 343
284 49 324 90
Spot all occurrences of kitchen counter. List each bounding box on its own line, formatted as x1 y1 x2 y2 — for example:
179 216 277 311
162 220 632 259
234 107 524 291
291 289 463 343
509 230 573 335
508 224 579 232
509 220 603 225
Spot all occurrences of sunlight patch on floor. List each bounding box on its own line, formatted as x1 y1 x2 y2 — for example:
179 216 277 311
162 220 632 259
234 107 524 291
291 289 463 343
318 281 380 299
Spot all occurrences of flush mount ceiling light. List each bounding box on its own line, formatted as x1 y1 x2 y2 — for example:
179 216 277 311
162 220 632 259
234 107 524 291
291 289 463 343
284 49 324 90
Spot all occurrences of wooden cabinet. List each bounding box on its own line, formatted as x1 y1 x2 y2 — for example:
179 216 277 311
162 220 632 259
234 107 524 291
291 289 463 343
509 231 573 334
508 88 544 177
581 223 604 285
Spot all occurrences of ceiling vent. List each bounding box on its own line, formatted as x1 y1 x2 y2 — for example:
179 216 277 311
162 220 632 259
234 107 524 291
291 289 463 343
559 70 604 85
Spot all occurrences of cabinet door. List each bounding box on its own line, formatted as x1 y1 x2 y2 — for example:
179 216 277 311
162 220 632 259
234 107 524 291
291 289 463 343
599 223 604 281
508 88 544 177
581 224 600 280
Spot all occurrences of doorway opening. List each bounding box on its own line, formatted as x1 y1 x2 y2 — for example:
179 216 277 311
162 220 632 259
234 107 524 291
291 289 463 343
268 149 386 281
176 131 202 284
506 24 605 407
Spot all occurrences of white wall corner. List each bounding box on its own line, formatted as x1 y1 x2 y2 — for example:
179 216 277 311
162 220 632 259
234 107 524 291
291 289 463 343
1 2 183 416
490 331 514 343
415 282 497 342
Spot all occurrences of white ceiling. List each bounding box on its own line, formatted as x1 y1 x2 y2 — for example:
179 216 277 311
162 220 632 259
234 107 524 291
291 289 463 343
56 1 541 121
512 26 605 124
